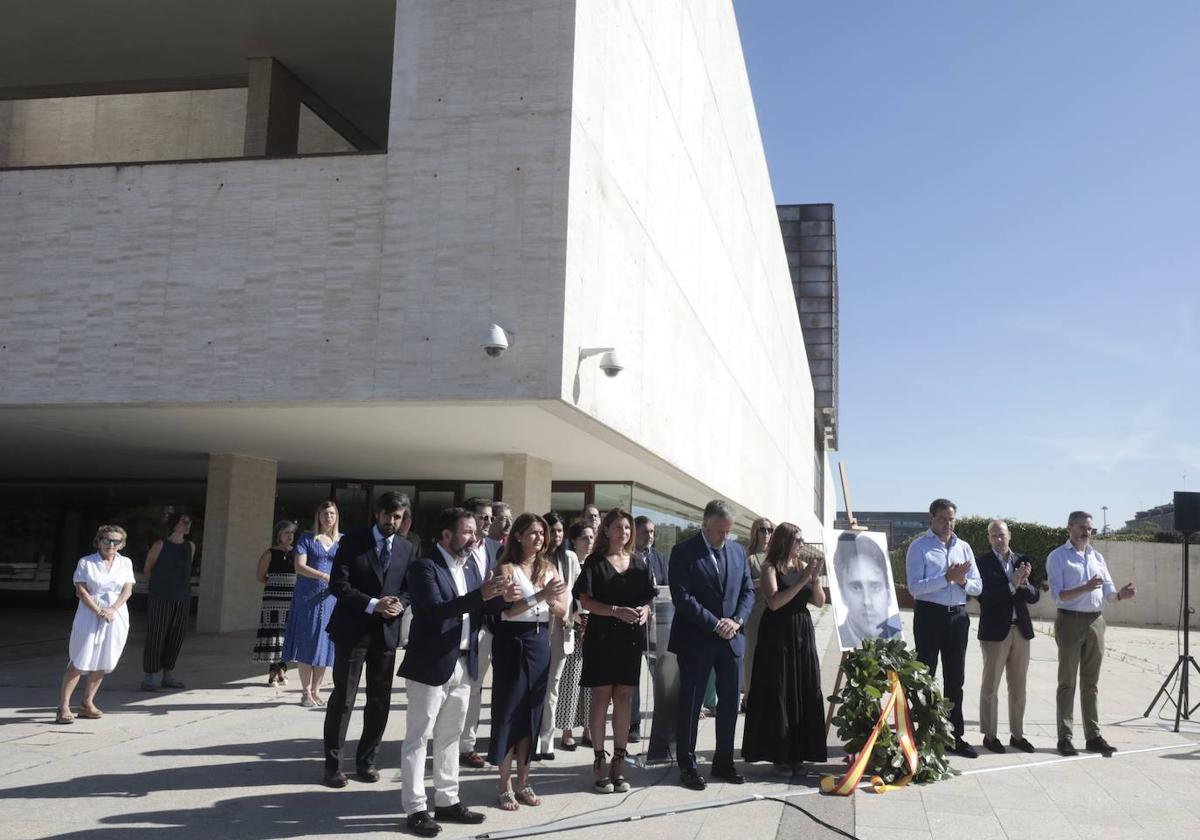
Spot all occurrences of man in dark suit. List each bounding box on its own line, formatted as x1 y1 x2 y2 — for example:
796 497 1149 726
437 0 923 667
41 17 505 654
977 518 1040 754
629 515 668 743
322 492 416 788
459 496 504 769
398 507 514 837
668 499 755 790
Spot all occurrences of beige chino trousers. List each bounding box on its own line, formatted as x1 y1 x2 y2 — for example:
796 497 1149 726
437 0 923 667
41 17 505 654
978 624 1030 739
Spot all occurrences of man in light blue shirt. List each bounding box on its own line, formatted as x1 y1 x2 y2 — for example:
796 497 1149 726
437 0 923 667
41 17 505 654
905 498 982 758
1046 510 1135 757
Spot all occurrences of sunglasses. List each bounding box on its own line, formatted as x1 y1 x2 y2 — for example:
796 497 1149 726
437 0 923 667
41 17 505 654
99 538 124 546
757 526 774 534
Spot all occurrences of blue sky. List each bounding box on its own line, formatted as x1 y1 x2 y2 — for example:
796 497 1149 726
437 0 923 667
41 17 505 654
734 1 1200 527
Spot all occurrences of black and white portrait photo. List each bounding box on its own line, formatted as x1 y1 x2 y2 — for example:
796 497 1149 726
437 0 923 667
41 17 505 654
826 530 902 651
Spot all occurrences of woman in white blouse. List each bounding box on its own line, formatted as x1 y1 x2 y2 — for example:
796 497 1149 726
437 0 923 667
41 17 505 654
56 525 136 724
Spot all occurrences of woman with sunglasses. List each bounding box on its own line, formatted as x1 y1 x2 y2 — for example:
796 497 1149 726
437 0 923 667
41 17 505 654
741 517 775 709
56 525 136 724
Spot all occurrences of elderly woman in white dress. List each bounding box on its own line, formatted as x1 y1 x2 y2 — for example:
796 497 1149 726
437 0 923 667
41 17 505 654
56 525 136 724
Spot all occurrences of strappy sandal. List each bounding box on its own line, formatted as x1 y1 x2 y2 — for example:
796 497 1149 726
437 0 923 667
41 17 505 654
54 709 75 725
515 786 541 806
561 732 577 751
610 747 630 793
77 705 103 719
497 790 519 811
593 750 613 793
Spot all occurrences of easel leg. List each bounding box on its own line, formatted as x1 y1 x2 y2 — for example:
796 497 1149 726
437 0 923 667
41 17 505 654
825 652 848 738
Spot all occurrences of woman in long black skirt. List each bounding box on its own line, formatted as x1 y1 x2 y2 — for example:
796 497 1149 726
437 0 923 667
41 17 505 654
488 513 568 811
741 522 828 773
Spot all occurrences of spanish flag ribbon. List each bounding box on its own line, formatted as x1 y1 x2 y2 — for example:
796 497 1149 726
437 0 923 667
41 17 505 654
821 670 919 796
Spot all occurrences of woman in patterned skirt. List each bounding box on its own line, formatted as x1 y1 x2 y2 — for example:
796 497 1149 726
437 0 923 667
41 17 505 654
252 520 298 685
556 521 596 749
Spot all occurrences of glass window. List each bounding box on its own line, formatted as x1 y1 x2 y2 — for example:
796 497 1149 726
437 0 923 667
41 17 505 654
594 483 632 513
463 483 498 504
550 490 587 522
275 482 334 534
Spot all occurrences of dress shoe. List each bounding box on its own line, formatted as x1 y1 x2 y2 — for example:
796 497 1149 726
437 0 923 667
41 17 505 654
982 736 1006 754
433 802 485 824
1085 736 1116 756
952 738 978 759
406 811 442 837
539 751 555 761
459 751 485 769
680 768 707 790
560 737 577 752
1057 739 1078 756
710 763 745 784
1009 736 1036 753
356 765 380 783
627 731 641 744
323 769 348 789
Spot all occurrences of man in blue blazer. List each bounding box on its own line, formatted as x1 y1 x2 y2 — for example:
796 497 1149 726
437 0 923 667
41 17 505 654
668 499 755 790
397 507 514 837
323 492 417 788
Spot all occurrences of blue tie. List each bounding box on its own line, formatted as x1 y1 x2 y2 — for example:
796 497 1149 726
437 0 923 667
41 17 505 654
378 539 391 574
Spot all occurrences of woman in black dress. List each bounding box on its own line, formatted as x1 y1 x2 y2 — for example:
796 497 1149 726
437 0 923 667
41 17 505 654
251 520 298 685
573 507 655 793
489 513 568 811
741 521 828 773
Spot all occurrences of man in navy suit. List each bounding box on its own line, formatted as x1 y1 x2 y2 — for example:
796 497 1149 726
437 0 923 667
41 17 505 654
459 496 504 769
668 500 755 790
398 507 515 837
322 492 416 788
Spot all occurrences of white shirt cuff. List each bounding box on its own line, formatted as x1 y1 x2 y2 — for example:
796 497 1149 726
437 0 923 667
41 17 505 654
366 597 379 614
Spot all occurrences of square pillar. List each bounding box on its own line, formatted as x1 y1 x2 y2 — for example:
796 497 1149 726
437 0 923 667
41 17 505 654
501 454 552 517
198 453 278 633
243 57 301 156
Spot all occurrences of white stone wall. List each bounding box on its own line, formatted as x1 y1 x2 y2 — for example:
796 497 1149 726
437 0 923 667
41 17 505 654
561 0 818 527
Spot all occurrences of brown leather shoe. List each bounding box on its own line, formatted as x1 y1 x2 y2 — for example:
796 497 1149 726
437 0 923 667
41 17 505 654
356 765 380 783
323 769 348 788
459 751 485 769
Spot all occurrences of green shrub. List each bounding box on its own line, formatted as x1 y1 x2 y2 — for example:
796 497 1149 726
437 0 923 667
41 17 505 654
828 637 956 785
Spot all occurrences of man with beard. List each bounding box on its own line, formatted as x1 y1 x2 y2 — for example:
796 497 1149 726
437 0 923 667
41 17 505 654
322 492 416 787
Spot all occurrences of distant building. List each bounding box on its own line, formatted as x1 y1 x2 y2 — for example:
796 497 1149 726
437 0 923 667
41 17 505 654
1124 503 1175 532
834 511 928 548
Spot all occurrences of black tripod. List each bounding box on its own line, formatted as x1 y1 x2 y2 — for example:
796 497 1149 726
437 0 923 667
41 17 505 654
1142 532 1200 731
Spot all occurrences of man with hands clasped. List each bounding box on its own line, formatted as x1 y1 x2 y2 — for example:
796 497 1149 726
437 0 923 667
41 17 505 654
905 498 983 758
1047 510 1135 757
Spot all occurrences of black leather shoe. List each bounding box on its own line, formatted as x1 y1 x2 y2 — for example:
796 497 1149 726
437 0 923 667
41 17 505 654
323 769 348 788
627 731 641 744
406 811 442 837
433 802 485 824
680 768 707 790
1009 736 1036 753
982 736 1006 754
1085 736 1116 756
711 763 745 784
952 738 978 759
356 765 380 783
1057 739 1078 756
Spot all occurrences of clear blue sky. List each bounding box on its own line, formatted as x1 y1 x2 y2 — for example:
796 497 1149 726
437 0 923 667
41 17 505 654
734 1 1200 528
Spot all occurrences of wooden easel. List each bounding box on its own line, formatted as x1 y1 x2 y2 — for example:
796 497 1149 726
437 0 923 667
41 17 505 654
825 462 867 736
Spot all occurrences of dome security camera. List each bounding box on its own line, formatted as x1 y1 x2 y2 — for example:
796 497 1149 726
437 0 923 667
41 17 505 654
598 350 624 378
482 324 510 358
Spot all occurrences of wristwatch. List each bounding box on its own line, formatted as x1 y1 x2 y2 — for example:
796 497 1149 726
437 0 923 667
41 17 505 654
524 594 538 609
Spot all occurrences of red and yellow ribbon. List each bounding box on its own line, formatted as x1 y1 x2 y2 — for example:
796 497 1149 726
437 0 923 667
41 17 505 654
821 670 919 796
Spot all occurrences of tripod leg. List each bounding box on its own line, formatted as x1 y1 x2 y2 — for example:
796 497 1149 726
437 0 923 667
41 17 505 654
1143 656 1186 718
1186 658 1200 718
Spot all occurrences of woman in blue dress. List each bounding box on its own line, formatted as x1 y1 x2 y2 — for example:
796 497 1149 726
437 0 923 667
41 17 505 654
282 501 341 707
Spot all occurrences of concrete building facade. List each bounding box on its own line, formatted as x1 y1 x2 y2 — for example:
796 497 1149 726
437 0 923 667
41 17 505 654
0 1 836 631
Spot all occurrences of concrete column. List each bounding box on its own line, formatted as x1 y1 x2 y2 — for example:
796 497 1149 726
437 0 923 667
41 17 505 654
198 453 278 633
243 57 301 156
500 454 553 516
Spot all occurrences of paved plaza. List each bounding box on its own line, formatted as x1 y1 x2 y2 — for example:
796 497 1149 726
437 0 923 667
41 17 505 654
3 604 1198 840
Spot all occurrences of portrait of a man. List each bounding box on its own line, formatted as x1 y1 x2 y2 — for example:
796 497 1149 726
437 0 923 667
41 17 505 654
827 530 902 650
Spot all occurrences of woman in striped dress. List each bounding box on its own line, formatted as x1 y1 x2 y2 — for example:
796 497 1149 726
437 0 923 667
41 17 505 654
252 520 298 685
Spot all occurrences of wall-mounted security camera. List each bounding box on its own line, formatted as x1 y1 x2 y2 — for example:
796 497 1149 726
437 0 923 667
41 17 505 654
598 350 624 378
482 324 510 358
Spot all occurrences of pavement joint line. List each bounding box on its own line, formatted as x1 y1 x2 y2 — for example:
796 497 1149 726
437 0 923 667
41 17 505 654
957 740 1200 777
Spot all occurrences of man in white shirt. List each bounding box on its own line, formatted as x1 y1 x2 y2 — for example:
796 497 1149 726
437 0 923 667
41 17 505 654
1046 510 1135 757
398 507 515 837
459 497 503 769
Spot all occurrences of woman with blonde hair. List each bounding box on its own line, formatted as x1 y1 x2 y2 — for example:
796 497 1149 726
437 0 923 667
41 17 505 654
741 516 774 708
489 513 568 810
741 522 827 774
574 507 656 794
56 525 136 724
282 501 341 707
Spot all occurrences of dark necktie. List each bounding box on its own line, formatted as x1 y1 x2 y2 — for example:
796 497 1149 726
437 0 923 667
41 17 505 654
378 539 391 575
713 545 726 590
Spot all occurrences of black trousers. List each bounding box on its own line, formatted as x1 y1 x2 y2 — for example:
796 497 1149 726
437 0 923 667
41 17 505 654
323 631 397 771
912 601 969 738
143 595 189 674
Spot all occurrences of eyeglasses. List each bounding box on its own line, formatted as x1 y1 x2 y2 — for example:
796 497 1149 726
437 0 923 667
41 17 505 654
757 526 774 534
480 514 494 522
99 538 123 546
